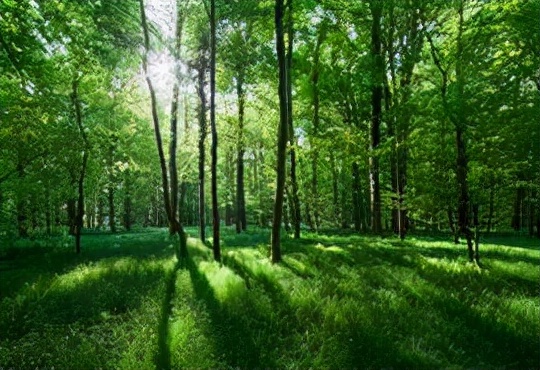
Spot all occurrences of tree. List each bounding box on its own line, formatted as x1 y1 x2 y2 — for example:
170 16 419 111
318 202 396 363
271 0 289 263
369 0 383 234
426 0 477 262
210 0 221 261
139 0 187 257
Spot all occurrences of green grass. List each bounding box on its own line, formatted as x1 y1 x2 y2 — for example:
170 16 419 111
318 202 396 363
0 227 538 369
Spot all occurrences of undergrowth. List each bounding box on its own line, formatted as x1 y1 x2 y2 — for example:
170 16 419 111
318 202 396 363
0 227 538 369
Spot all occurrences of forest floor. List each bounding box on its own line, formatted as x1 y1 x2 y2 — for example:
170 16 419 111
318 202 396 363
0 227 538 369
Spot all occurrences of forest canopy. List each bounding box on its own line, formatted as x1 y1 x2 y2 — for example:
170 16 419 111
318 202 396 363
0 0 539 255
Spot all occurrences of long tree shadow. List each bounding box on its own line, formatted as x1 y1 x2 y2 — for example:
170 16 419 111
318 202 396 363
185 256 270 368
0 231 174 300
0 256 172 342
401 265 540 368
155 261 180 370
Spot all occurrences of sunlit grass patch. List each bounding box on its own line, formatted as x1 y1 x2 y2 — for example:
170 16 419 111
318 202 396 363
1 230 539 369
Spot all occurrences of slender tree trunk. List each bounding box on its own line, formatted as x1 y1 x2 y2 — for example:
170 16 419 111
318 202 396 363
397 135 408 240
528 190 535 237
108 143 116 233
427 1 477 263
455 1 476 263
331 152 340 227
340 169 349 229
236 73 247 233
210 0 221 261
369 0 383 234
271 0 288 263
139 0 172 226
16 161 28 237
140 0 186 257
512 187 524 231
108 185 116 233
487 185 494 233
352 162 362 232
197 62 207 242
170 83 180 233
456 127 474 261
536 208 540 239
286 0 301 239
447 207 459 243
45 184 52 235
224 149 234 226
71 79 89 254
283 187 291 232
123 170 132 231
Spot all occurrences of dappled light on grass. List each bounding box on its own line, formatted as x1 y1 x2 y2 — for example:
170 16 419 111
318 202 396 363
0 229 538 368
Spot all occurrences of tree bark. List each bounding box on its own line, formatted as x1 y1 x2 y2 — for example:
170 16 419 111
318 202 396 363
286 0 301 239
71 79 89 254
352 162 362 232
369 0 383 234
108 141 116 233
197 61 207 242
528 190 535 237
487 185 494 233
427 1 477 262
309 20 325 233
271 0 288 263
210 0 221 261
512 187 524 231
16 161 28 237
140 0 186 257
123 170 132 231
331 152 340 227
236 72 247 233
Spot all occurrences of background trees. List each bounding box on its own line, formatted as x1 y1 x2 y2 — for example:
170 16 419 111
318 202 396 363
1 0 538 258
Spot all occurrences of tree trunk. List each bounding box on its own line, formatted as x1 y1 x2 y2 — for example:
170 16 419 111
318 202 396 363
352 161 362 232
286 0 301 239
16 161 28 237
487 185 494 233
236 73 247 233
427 1 477 263
123 170 132 231
210 0 221 261
224 149 234 227
536 209 540 239
196 59 208 242
528 190 535 237
283 187 291 232
397 136 408 240
456 127 475 261
71 79 89 254
140 0 173 227
512 187 524 231
271 0 288 263
45 185 52 235
369 0 383 234
331 152 340 227
140 0 186 257
108 184 116 233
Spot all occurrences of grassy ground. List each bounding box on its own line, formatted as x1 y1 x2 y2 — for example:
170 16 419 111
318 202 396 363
0 227 538 369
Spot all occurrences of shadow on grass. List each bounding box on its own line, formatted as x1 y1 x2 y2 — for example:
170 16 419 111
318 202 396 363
406 262 540 367
278 234 539 368
185 256 268 368
0 230 174 299
220 228 270 248
155 261 180 370
0 256 172 342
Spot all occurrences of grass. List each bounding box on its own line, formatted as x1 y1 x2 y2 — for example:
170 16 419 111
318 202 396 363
0 227 538 369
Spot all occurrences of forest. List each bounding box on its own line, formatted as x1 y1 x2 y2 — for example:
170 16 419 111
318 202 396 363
0 0 539 368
